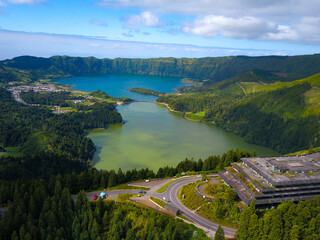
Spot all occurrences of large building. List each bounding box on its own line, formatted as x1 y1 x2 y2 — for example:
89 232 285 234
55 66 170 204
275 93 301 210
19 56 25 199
219 152 320 209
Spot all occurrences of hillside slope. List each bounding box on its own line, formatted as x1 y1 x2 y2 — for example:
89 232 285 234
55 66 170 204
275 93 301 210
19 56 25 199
158 74 320 153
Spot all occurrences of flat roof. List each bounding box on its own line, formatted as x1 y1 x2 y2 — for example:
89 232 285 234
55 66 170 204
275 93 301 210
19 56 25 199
269 158 320 172
242 152 320 186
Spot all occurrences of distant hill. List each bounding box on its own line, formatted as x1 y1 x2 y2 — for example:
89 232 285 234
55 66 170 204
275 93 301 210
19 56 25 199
1 54 320 84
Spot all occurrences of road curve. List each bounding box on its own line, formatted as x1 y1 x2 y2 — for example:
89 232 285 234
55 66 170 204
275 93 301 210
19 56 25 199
152 176 237 237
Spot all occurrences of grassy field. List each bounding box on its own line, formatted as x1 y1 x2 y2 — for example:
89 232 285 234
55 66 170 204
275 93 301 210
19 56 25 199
156 179 177 193
150 197 167 208
217 83 244 95
179 181 208 210
107 184 149 191
185 112 205 121
303 87 320 116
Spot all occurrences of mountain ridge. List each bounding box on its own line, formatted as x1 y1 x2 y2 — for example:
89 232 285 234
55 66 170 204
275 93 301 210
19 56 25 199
1 54 320 84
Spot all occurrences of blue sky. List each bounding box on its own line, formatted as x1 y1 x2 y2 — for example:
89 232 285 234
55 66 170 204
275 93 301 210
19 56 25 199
0 0 320 59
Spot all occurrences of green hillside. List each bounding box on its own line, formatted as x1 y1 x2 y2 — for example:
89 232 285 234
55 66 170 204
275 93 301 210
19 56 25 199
157 74 320 153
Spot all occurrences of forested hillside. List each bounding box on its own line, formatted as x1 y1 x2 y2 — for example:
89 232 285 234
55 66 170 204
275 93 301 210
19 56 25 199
0 88 122 179
1 54 320 84
157 74 320 153
236 197 320 240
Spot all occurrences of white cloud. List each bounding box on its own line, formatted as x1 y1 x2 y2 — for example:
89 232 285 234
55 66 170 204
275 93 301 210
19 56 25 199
183 16 275 39
7 0 45 4
98 0 320 19
183 15 320 43
0 29 284 60
266 17 320 43
124 11 160 29
99 0 320 44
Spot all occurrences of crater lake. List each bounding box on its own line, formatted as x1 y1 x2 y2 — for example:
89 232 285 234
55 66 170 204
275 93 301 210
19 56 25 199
58 74 278 171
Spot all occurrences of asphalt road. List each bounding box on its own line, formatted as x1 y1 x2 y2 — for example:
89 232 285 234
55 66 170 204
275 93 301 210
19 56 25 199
151 176 237 236
12 91 27 105
72 189 142 201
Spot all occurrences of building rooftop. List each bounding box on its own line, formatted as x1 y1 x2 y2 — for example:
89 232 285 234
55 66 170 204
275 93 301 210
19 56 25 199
242 152 320 187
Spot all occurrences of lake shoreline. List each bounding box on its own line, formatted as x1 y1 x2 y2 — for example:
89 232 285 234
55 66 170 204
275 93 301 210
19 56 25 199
155 101 181 113
156 101 214 124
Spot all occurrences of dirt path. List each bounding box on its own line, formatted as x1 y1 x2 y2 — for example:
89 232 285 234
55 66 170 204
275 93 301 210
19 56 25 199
236 82 247 95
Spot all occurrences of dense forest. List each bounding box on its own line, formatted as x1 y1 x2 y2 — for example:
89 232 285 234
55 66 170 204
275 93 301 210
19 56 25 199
0 88 122 179
128 88 164 96
236 197 320 240
1 54 320 84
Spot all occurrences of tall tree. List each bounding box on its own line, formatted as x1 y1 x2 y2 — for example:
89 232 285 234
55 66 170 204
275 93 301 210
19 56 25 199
214 225 225 240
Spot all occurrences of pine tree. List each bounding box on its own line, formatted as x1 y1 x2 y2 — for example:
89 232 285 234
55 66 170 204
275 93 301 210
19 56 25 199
11 231 19 240
249 199 256 215
269 209 283 240
290 225 300 240
102 211 108 230
108 170 117 188
71 216 81 239
235 208 250 240
214 225 225 240
248 214 259 240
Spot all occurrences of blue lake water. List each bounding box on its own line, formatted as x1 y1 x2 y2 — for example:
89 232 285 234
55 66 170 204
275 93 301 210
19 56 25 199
58 74 192 101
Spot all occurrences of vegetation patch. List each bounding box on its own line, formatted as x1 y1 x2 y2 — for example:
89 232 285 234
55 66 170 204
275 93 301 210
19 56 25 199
199 182 240 227
180 180 240 227
156 179 177 193
180 181 208 210
150 197 167 208
1 147 23 158
177 213 194 223
185 111 205 121
286 146 320 156
106 184 149 191
236 196 320 240
129 87 165 96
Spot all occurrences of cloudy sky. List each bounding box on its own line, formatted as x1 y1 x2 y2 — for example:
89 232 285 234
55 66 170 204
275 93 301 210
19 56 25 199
0 0 320 59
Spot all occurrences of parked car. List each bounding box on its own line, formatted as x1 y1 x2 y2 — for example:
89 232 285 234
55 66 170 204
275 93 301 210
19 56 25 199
100 192 106 199
138 190 146 194
93 194 98 200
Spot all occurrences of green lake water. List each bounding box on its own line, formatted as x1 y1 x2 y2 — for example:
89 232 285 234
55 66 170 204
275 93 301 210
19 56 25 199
58 74 278 171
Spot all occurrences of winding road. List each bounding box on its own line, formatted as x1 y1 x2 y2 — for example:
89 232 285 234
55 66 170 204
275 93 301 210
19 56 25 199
150 176 237 237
